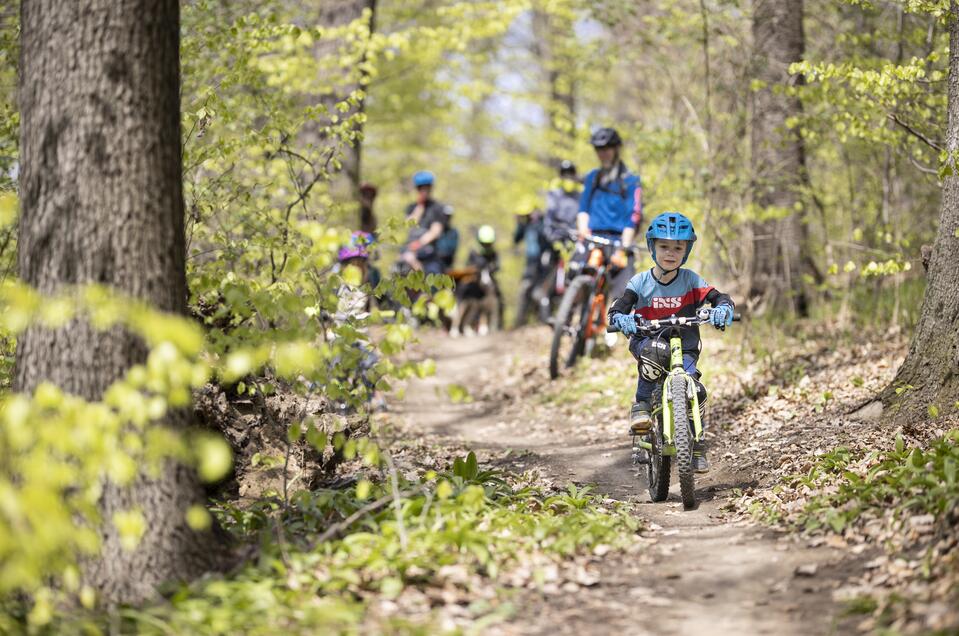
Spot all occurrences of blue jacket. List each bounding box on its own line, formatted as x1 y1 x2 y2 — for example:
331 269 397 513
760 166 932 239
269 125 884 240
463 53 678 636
579 163 643 233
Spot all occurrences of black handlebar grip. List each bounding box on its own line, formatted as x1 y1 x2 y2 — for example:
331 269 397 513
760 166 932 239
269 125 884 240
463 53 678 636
732 313 743 322
606 325 618 333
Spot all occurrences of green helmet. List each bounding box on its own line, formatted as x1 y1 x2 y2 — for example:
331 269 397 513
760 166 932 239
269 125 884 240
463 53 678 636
477 225 496 245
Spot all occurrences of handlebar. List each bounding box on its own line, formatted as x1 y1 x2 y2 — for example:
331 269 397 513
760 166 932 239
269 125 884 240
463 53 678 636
567 231 643 254
606 308 743 333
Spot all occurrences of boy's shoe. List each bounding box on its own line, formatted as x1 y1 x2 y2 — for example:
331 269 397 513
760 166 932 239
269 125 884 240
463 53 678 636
629 401 652 435
693 439 709 473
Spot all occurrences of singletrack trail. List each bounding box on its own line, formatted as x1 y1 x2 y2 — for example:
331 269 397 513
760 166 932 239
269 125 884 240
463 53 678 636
395 331 856 635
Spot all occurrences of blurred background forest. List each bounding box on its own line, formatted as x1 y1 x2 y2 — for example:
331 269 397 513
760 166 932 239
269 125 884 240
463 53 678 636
0 0 956 632
1 0 944 329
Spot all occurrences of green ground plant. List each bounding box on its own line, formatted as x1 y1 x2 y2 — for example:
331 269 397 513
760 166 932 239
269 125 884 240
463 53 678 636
780 431 959 534
36 452 641 635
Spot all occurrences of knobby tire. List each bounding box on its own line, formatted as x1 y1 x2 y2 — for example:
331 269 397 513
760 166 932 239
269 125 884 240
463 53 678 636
671 375 696 509
548 274 592 380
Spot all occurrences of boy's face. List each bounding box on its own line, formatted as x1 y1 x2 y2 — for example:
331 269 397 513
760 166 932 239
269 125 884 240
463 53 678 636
653 239 688 270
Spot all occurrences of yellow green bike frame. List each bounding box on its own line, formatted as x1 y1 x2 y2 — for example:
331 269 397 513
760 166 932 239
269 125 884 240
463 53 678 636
635 332 703 455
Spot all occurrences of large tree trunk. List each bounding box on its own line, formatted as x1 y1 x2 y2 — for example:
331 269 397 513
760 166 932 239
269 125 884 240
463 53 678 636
749 0 809 315
16 0 222 604
881 2 959 420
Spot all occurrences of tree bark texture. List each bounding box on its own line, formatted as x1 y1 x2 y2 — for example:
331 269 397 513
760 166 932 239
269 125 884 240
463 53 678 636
16 0 222 604
881 2 959 419
749 0 809 315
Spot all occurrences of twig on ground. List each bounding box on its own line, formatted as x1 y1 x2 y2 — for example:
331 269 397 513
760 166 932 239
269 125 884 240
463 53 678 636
384 451 409 550
309 487 424 550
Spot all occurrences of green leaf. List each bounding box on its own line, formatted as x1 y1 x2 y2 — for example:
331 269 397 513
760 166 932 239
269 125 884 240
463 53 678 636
288 421 303 443
305 423 327 451
355 479 371 500
113 509 146 551
342 264 363 287
436 480 453 500
447 383 472 403
196 435 233 483
186 505 212 531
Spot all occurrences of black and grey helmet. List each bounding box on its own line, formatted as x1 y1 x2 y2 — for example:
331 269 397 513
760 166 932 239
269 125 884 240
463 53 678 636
589 127 622 149
558 159 577 177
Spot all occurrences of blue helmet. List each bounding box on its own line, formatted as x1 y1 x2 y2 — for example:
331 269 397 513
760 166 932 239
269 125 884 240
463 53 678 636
412 170 435 187
645 212 697 267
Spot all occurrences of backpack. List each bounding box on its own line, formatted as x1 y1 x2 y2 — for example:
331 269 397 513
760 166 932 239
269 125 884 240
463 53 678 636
584 163 629 213
434 227 459 266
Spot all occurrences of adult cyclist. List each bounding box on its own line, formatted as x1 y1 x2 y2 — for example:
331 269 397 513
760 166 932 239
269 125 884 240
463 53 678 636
543 159 581 243
532 160 582 321
401 170 455 275
573 127 643 297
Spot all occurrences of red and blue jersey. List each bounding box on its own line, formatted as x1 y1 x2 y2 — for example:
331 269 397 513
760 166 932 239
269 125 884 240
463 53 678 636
626 268 713 320
611 268 733 356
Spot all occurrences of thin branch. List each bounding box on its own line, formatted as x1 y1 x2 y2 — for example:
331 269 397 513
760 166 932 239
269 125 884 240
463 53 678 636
909 156 940 176
887 113 944 152
384 451 408 550
309 487 424 549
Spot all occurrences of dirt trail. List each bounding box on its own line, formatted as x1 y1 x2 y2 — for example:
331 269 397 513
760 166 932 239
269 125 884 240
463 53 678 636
395 333 853 635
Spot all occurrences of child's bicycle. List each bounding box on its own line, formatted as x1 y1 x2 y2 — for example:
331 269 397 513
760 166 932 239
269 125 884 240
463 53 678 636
607 308 741 509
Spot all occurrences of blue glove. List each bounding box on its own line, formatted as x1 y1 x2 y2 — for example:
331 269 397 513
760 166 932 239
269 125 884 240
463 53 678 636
711 305 733 330
612 313 639 336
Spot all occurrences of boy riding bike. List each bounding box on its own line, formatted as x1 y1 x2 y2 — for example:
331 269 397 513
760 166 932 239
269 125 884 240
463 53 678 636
607 212 735 473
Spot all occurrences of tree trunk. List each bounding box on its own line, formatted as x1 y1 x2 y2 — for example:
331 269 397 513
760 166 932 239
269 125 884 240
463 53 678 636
307 0 376 202
16 0 223 604
531 8 577 164
881 1 959 420
749 0 809 315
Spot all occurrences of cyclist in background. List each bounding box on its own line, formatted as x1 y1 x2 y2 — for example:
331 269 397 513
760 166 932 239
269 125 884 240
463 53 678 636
513 201 547 285
512 200 550 326
401 170 455 275
543 160 581 243
573 127 643 297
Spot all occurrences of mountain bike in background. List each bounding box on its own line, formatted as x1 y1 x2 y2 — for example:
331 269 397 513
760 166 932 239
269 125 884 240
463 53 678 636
548 234 637 379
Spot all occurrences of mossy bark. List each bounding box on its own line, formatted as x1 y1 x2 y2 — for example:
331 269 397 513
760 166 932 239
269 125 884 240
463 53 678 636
881 2 959 422
16 0 224 604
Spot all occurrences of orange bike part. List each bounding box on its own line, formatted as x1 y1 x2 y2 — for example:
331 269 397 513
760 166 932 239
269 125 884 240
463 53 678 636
587 248 604 269
585 291 606 338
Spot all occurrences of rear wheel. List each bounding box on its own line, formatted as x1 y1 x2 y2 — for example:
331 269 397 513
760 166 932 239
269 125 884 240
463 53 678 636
671 375 696 509
548 275 593 379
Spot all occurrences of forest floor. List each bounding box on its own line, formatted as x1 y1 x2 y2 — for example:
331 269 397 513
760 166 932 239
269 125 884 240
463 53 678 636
380 323 954 635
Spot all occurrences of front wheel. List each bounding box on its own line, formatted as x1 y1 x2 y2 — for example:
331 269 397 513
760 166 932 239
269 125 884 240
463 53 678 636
548 275 593 379
646 385 670 502
671 375 696 509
